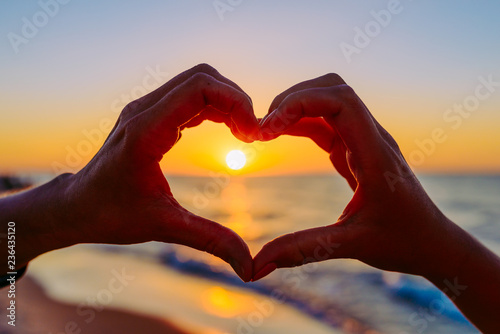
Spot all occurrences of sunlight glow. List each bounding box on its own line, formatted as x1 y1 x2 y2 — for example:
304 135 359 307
225 150 246 170
200 286 254 318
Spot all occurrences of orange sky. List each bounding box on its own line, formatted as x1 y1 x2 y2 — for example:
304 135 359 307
1 1 499 176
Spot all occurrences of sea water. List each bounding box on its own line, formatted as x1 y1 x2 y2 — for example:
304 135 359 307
160 174 498 333
23 173 499 333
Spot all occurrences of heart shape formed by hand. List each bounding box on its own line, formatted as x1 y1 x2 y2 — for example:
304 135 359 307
250 73 437 282
84 64 426 284
162 69 364 282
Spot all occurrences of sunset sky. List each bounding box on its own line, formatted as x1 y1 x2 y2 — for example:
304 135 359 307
1 0 499 176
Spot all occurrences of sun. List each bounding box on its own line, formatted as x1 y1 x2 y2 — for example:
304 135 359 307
226 150 246 170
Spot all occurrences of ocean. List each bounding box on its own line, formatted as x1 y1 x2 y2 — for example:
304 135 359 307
18 174 500 333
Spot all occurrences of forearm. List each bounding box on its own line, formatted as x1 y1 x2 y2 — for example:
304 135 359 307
422 220 500 333
0 173 77 270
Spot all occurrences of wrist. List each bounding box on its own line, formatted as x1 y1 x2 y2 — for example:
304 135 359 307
1 173 78 267
418 217 479 282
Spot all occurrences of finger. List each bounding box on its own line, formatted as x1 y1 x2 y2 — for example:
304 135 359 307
354 98 402 154
330 139 357 191
282 118 336 152
265 73 396 152
285 119 357 190
121 63 253 122
156 73 258 139
262 74 357 188
135 73 259 158
260 85 385 173
180 106 255 143
267 73 346 115
181 106 227 129
163 209 253 282
264 72 396 149
260 73 345 135
252 224 354 281
261 117 357 191
187 103 261 143
260 116 334 147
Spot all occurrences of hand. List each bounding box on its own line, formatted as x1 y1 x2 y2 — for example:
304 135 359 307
253 73 471 281
253 73 500 333
10 64 259 282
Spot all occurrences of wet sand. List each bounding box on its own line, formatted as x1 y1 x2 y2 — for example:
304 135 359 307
0 275 190 334
5 245 337 334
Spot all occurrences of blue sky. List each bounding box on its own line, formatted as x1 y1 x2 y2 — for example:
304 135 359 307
1 0 500 174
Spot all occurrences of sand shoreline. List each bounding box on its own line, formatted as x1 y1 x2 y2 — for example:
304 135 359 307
1 246 338 334
0 275 190 334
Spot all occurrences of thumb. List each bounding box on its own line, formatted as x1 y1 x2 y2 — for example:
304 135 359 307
252 224 355 281
163 209 253 282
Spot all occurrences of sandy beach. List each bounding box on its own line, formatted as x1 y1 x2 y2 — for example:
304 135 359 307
0 275 189 334
0 245 338 334
1 176 490 333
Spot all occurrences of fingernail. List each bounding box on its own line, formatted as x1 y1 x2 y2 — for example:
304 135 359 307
259 113 270 125
252 263 277 282
260 110 278 130
230 259 247 282
259 127 278 141
250 128 263 141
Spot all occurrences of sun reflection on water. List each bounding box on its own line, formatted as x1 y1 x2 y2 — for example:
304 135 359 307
200 286 254 318
220 179 262 242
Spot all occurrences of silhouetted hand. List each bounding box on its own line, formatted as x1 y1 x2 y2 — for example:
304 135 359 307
254 73 454 277
254 74 500 332
2 64 258 282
